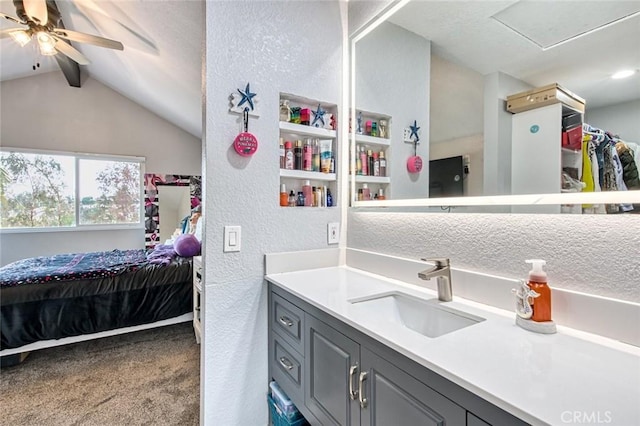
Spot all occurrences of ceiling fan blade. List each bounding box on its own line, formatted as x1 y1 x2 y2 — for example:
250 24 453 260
52 28 124 51
0 28 26 39
23 0 48 25
52 36 91 65
1 11 26 25
54 51 81 88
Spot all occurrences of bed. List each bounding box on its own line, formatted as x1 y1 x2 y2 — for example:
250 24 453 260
0 249 193 356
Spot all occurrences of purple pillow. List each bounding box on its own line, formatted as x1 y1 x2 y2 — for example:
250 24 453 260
174 234 201 257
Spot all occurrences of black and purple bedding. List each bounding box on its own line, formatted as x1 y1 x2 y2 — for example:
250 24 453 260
1 249 192 350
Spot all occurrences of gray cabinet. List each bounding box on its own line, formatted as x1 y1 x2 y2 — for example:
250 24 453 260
268 284 528 426
305 314 360 426
360 347 465 425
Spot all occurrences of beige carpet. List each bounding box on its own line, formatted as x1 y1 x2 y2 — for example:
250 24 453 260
0 322 199 426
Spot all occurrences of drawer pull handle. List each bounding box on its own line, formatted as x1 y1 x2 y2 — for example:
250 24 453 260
349 365 358 400
279 356 294 371
278 316 294 327
358 371 368 408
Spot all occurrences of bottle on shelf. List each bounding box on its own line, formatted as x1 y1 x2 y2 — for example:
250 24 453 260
296 191 305 207
288 190 296 207
356 148 362 175
362 183 370 201
303 139 313 171
312 139 320 172
326 189 333 207
373 152 380 177
378 188 385 200
367 150 374 176
315 187 322 207
280 184 288 207
294 140 303 170
302 180 313 207
379 151 386 177
279 100 291 122
360 146 368 176
285 141 294 170
279 138 286 169
379 119 388 138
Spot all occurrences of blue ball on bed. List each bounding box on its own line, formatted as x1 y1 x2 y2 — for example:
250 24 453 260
173 234 201 257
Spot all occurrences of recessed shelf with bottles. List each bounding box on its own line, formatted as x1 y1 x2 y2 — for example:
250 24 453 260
278 93 338 208
352 109 391 201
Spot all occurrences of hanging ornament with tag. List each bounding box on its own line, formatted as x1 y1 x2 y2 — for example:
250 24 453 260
233 108 258 157
406 120 422 173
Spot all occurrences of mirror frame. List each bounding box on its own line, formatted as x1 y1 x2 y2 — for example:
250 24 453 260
349 0 640 210
144 174 202 248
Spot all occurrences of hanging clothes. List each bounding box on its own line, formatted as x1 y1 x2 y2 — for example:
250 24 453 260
616 142 640 189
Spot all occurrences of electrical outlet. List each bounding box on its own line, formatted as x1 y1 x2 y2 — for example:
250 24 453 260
327 222 340 245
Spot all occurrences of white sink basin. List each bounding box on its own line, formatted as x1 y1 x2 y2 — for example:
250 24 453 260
350 292 485 338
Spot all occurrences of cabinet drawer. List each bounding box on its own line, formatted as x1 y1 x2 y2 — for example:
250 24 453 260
270 334 305 411
271 293 304 354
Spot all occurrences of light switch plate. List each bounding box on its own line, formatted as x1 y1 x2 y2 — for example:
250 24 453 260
224 225 241 252
327 222 340 245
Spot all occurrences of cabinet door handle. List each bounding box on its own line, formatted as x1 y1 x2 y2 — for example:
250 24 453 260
358 371 368 408
349 365 359 400
278 316 294 327
279 356 294 371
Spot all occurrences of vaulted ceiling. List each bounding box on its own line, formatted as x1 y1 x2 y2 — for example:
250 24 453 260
0 0 203 138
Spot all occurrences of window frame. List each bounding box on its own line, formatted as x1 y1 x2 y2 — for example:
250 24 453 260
0 147 145 233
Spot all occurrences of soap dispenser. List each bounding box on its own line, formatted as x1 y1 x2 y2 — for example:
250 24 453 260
512 259 556 334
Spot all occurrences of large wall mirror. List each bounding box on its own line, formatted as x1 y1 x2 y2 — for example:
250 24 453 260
350 0 640 213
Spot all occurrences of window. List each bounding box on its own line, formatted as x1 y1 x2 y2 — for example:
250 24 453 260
1 150 144 230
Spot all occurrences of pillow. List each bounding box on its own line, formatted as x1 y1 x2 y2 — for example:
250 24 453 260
174 234 201 257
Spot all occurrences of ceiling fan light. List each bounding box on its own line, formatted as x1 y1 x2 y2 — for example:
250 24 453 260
36 31 56 56
9 30 31 47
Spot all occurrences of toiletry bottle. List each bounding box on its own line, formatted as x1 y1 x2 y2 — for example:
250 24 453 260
330 155 335 174
311 186 317 207
279 184 288 207
379 119 387 138
378 188 385 200
373 152 380 177
371 121 378 137
362 183 370 201
379 151 386 177
526 259 552 322
285 141 294 170
296 191 305 207
303 139 313 171
357 188 363 201
326 189 333 207
365 120 372 135
312 139 320 172
356 146 363 175
279 138 286 169
302 180 313 207
315 187 322 207
367 150 374 176
294 140 303 170
288 190 296 207
360 146 368 176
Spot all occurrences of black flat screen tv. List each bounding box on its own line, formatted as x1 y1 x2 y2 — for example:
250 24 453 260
429 156 464 198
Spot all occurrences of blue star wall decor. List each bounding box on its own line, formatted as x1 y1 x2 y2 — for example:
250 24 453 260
409 120 420 142
229 82 260 117
311 104 326 127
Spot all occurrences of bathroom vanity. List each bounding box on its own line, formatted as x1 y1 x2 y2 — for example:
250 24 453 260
265 253 640 426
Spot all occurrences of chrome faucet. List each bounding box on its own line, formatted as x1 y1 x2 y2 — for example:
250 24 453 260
418 258 452 302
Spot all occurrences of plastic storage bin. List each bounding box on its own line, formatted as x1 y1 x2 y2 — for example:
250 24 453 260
268 395 308 426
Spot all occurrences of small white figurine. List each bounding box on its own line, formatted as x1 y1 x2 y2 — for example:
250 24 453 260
512 279 539 319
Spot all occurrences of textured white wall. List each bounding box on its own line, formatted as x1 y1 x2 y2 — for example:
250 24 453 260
348 0 395 36
203 1 344 424
0 73 201 265
356 22 430 199
586 99 640 142
430 54 483 144
483 72 532 196
348 212 640 303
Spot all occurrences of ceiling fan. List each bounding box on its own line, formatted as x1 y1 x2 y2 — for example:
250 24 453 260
1 0 123 73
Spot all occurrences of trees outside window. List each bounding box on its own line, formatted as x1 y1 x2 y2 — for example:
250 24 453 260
1 151 142 229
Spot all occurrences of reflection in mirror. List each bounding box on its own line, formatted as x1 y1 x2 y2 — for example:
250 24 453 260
351 0 640 213
157 186 192 244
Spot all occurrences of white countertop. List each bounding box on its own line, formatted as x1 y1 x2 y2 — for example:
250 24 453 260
266 266 640 426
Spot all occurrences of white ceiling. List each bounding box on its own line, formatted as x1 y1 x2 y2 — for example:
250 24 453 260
2 0 637 140
0 0 203 137
390 0 640 109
